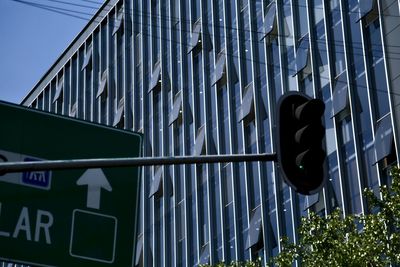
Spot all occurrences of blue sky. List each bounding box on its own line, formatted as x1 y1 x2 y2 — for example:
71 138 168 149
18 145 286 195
0 0 103 104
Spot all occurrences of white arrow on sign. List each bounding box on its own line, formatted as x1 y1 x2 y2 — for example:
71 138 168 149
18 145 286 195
76 168 112 210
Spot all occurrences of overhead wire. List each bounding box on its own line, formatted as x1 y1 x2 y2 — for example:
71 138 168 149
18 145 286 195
10 0 400 65
39 0 98 9
65 0 400 53
7 0 400 98
8 0 398 66
10 0 95 20
80 0 104 5
14 0 96 17
11 0 400 65
13 0 400 52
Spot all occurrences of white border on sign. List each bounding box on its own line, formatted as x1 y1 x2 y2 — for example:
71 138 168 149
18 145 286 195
69 209 118 264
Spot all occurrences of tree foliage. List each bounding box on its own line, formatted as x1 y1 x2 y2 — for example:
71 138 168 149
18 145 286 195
203 167 400 267
273 167 400 267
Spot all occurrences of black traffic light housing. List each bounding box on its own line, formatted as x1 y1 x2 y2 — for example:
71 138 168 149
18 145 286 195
277 92 326 195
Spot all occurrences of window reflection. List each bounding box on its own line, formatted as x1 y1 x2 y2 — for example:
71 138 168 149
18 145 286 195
294 0 308 38
218 85 231 154
329 0 345 77
367 21 389 120
338 116 362 214
245 122 260 208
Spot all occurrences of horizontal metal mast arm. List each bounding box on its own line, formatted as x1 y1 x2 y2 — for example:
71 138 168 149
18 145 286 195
0 153 277 174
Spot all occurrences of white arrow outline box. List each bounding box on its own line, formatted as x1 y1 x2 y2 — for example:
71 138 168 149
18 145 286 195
69 209 118 264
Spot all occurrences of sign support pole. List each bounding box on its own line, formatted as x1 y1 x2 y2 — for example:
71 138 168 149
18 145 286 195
0 153 277 174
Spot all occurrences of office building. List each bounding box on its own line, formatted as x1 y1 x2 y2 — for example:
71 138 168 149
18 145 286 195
19 0 400 265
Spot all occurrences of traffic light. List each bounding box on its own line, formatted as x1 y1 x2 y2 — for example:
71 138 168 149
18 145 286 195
276 92 326 195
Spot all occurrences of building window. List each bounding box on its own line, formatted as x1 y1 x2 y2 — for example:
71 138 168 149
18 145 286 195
332 71 349 117
188 19 212 54
151 0 160 62
169 91 183 125
153 90 163 157
176 201 185 265
338 115 362 214
135 236 143 267
238 83 255 123
304 192 326 216
149 167 163 198
245 121 260 208
193 52 204 125
135 33 142 67
81 45 93 71
69 102 77 118
215 0 225 52
53 76 64 103
366 20 390 120
172 0 179 25
112 9 124 36
304 193 320 210
329 0 345 77
212 50 239 87
260 2 277 42
149 167 173 198
245 206 263 251
97 70 108 99
357 0 378 26
293 34 311 79
113 98 125 128
189 19 202 54
198 243 210 265
134 235 153 266
30 100 37 109
374 114 395 164
294 0 309 38
217 85 231 154
148 61 169 93
193 125 206 156
240 3 252 85
149 62 162 93
213 52 226 87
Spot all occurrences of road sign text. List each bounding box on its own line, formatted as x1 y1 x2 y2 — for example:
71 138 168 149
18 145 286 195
0 203 53 245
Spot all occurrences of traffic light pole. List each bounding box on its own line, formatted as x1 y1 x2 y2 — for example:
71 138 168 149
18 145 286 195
0 153 277 174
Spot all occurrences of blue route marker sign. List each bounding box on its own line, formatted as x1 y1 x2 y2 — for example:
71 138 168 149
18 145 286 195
22 157 52 188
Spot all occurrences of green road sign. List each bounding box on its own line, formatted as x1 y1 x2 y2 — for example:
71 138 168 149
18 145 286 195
0 101 142 267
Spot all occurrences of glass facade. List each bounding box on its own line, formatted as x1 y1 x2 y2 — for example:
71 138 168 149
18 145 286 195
16 0 400 266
